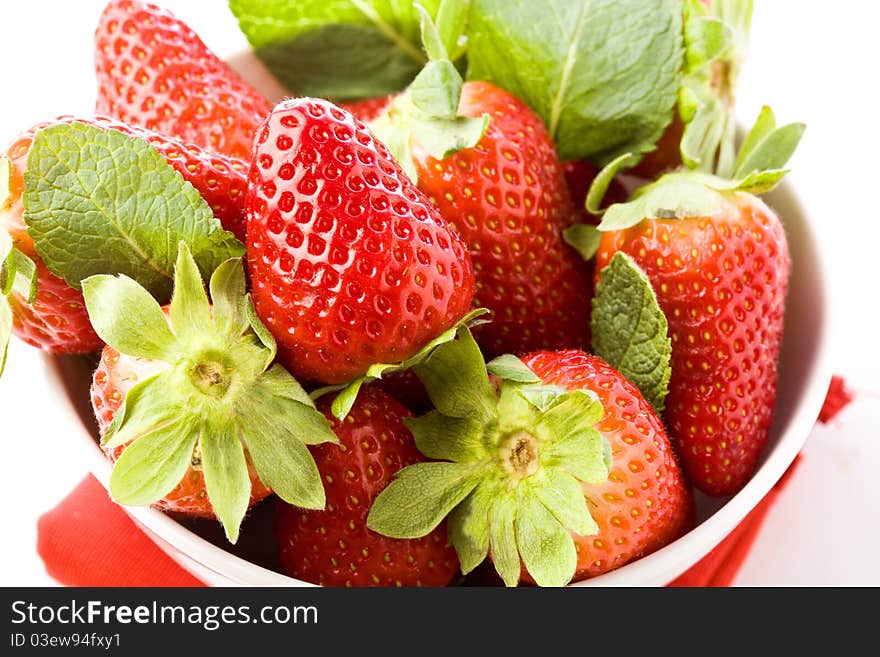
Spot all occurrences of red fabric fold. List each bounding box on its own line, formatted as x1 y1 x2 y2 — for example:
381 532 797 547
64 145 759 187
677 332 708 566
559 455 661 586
36 377 853 588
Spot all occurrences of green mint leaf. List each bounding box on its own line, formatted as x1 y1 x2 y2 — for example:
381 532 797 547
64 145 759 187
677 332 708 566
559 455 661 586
209 258 249 339
487 495 519 587
562 224 602 263
229 0 442 100
0 298 11 378
199 421 251 544
23 123 243 299
413 326 495 422
169 243 212 340
236 386 330 510
447 479 493 574
367 461 480 538
591 252 672 412
485 354 541 384
109 413 200 507
515 494 577 587
529 468 597 537
466 0 683 162
82 274 177 362
434 0 470 61
405 411 488 462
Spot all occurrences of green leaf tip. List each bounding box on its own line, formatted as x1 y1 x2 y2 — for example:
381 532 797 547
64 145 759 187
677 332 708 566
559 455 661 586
22 122 243 299
591 252 672 412
368 327 612 586
96 243 335 542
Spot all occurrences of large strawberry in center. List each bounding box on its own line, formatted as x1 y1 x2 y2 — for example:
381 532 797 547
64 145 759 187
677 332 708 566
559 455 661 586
247 99 475 385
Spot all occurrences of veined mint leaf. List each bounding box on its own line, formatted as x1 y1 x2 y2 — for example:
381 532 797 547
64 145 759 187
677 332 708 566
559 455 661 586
229 0 442 100
466 0 683 163
591 252 671 412
22 123 243 300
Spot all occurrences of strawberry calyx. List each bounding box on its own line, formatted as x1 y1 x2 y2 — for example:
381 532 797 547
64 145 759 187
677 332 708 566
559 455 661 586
366 327 612 587
676 0 753 175
82 242 337 543
571 105 804 249
368 3 489 182
0 157 37 376
310 307 490 420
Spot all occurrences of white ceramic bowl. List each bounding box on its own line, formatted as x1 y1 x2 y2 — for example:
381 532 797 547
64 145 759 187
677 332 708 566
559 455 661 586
37 50 833 587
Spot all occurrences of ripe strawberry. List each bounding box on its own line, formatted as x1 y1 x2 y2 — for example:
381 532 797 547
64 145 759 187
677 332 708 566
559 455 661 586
91 342 272 516
246 98 475 385
409 81 593 358
340 96 394 123
367 329 693 586
94 0 272 160
521 350 695 579
82 244 335 541
276 386 459 587
595 192 789 496
588 107 803 495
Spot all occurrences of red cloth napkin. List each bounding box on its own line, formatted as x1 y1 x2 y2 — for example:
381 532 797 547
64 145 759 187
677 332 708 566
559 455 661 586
36 377 853 588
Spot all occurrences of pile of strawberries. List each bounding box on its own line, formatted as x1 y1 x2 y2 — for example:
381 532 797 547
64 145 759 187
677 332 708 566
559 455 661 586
0 0 803 587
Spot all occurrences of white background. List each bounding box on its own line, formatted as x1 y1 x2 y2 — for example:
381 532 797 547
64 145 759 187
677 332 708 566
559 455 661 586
0 0 878 586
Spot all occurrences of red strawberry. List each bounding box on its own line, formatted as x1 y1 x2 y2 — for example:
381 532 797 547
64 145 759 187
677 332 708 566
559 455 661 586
82 244 334 541
91 342 272 517
367 329 693 586
94 0 272 160
410 81 593 358
340 96 394 123
588 106 802 496
276 386 459 587
246 98 475 385
595 193 790 496
522 350 695 579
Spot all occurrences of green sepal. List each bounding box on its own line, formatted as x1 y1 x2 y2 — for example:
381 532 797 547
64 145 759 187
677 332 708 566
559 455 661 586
562 224 602 263
414 2 449 61
585 153 636 215
734 106 806 180
0 297 12 378
82 274 177 362
488 496 519 588
199 421 251 543
515 493 577 587
3 249 37 303
515 384 569 412
528 468 597 537
316 308 489 420
413 325 495 422
434 0 470 62
485 354 541 384
109 413 200 507
447 479 494 574
543 425 611 485
102 370 175 450
405 411 488 462
409 60 460 119
366 461 481 538
169 242 212 339
591 252 672 412
96 244 334 541
209 257 249 339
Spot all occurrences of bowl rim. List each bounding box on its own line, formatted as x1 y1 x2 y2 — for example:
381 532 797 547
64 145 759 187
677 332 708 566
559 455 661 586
37 167 833 587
